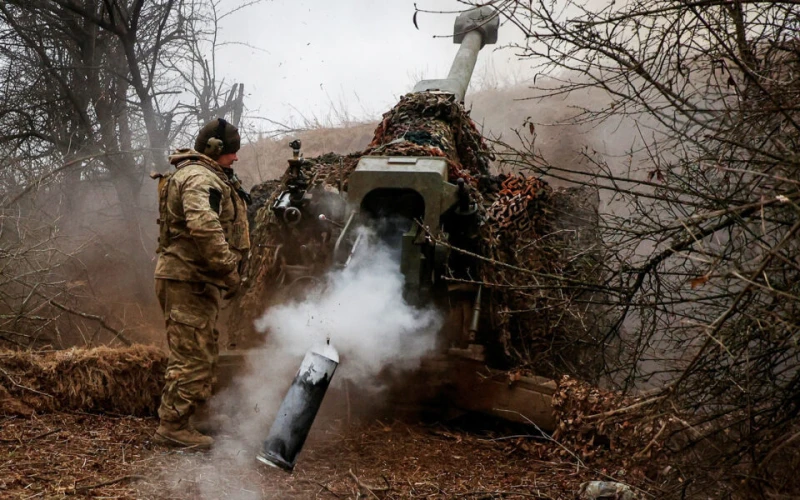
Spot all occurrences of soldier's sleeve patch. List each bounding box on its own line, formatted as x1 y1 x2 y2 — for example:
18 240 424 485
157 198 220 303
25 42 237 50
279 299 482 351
209 188 222 214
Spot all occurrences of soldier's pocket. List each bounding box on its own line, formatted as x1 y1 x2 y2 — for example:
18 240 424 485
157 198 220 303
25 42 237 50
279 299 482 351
168 308 208 330
166 308 209 355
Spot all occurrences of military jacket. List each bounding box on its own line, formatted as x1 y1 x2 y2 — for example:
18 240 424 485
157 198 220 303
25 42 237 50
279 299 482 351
154 149 250 288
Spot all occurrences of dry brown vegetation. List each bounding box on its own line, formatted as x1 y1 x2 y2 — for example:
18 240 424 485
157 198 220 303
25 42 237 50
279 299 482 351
0 346 166 417
472 0 800 497
0 394 662 499
236 123 377 187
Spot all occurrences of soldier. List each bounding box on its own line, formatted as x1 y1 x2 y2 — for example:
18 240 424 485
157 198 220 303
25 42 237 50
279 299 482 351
152 118 250 448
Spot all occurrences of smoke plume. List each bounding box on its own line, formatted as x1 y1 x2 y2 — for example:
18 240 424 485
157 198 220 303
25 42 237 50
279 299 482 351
215 226 443 439
254 227 442 389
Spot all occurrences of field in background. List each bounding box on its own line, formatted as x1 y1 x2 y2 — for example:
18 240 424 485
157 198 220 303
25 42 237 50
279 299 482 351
235 82 611 189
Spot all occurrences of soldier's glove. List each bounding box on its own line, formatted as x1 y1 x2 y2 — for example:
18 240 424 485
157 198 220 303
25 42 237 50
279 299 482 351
222 270 242 300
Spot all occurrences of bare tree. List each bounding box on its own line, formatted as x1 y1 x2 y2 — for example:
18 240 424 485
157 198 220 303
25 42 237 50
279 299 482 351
161 0 248 148
0 0 259 348
438 0 800 495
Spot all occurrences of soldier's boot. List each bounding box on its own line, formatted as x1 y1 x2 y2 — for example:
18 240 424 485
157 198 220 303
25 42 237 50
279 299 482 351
190 404 233 436
153 420 214 449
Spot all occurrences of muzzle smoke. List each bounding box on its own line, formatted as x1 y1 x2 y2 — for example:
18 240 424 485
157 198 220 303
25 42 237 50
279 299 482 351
254 227 442 390
213 227 442 443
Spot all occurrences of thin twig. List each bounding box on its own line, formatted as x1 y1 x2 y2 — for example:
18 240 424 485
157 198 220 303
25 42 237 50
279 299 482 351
455 491 552 499
0 366 54 398
584 394 667 421
1 151 148 209
47 300 132 346
349 469 387 498
298 478 343 498
0 428 62 444
73 474 147 492
493 409 585 471
634 421 669 459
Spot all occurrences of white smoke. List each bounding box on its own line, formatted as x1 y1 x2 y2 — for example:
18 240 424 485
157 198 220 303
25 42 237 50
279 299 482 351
254 227 442 389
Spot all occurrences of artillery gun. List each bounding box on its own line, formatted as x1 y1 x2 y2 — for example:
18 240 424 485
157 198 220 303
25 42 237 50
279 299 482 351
225 7 601 430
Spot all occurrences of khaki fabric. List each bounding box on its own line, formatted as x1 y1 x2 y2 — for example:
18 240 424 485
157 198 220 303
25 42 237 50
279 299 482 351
154 149 250 427
156 279 221 424
154 149 250 289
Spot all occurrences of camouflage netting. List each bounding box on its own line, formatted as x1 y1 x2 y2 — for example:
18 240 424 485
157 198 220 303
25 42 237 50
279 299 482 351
364 92 491 178
237 92 603 378
549 376 672 467
0 345 166 417
475 177 603 379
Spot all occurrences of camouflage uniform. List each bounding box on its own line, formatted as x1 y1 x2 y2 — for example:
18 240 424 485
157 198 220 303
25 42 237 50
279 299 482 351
154 149 250 426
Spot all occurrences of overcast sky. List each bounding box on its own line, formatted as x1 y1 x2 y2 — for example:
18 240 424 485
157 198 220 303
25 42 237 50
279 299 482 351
217 0 531 129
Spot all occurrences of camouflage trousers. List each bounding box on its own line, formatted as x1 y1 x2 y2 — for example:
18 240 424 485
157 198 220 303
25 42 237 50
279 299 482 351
155 279 221 424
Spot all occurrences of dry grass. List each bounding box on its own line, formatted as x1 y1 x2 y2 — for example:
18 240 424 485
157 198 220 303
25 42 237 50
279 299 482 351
236 123 376 187
0 412 659 499
0 346 166 417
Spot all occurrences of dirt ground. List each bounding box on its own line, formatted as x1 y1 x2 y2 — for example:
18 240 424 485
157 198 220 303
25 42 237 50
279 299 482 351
0 411 652 499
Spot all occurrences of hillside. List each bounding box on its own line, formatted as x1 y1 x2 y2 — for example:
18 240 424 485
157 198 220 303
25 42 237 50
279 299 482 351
235 82 611 188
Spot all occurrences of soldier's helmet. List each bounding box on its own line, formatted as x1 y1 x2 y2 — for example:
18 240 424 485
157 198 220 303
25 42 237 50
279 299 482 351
195 118 241 159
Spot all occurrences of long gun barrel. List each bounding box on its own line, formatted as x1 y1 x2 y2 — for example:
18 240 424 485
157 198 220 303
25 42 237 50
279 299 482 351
412 6 500 101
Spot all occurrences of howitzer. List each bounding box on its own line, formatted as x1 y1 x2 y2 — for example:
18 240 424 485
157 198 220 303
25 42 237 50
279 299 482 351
275 7 499 307
271 140 309 226
226 6 569 448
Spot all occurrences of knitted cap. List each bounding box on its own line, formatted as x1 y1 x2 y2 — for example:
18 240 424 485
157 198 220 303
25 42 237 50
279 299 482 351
195 118 241 158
